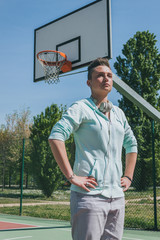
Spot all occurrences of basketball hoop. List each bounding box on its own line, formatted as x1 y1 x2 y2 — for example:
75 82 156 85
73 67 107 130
37 50 72 84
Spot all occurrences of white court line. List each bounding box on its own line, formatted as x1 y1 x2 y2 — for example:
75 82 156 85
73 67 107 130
2 236 32 240
123 237 143 240
60 228 71 232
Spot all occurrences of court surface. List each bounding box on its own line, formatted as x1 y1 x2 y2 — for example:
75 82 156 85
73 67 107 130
0 214 160 240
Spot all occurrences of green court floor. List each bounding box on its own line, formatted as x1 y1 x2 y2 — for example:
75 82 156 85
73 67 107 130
0 214 160 240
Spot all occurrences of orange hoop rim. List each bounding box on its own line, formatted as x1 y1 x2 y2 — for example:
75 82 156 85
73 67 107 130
37 50 67 66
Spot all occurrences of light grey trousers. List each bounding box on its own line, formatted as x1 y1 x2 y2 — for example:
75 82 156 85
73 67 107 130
70 191 125 240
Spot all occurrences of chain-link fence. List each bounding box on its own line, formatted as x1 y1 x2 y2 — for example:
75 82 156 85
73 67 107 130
0 116 159 231
0 138 36 190
122 116 160 230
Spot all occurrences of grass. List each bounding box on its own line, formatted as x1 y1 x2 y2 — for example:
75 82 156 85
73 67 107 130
125 203 160 230
0 188 70 203
0 198 44 204
0 205 71 221
125 187 160 200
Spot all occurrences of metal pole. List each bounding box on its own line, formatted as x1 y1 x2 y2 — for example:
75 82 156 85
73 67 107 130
151 120 157 230
20 138 25 216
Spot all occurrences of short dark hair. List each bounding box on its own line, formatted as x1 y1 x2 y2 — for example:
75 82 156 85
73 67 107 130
87 58 111 80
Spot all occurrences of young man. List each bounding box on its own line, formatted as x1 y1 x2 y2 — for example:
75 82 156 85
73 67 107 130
49 58 137 240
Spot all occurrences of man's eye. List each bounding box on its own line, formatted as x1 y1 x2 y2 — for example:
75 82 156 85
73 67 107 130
97 74 103 78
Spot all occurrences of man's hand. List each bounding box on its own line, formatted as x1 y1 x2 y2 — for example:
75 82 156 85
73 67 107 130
70 176 98 192
121 177 132 192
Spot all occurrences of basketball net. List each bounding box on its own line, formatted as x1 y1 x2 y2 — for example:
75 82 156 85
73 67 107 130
37 50 69 84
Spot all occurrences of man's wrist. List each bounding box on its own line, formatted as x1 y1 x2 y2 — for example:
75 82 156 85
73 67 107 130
124 175 132 182
67 173 75 182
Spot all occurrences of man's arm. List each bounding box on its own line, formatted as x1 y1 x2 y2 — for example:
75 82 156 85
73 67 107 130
121 152 137 192
49 139 98 191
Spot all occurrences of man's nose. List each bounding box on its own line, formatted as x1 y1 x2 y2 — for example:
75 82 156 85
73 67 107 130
104 75 109 81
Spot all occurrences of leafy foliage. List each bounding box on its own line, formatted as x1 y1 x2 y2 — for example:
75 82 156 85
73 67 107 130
30 104 63 197
0 108 32 189
30 104 75 197
114 31 160 190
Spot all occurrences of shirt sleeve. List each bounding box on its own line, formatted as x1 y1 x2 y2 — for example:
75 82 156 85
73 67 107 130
122 111 138 154
48 102 84 141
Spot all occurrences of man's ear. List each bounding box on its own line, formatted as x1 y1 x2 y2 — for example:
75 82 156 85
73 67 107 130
87 79 91 87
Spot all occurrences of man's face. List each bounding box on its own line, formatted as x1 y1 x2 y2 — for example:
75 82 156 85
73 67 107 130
87 65 113 96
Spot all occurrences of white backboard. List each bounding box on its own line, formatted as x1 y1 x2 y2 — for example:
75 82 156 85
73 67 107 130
34 0 112 82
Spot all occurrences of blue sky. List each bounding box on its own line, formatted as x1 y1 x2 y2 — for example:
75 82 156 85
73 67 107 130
0 0 160 126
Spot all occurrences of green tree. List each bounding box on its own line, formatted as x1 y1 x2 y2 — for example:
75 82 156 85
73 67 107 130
0 127 11 190
30 104 74 197
0 108 32 189
5 108 32 188
114 31 160 190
